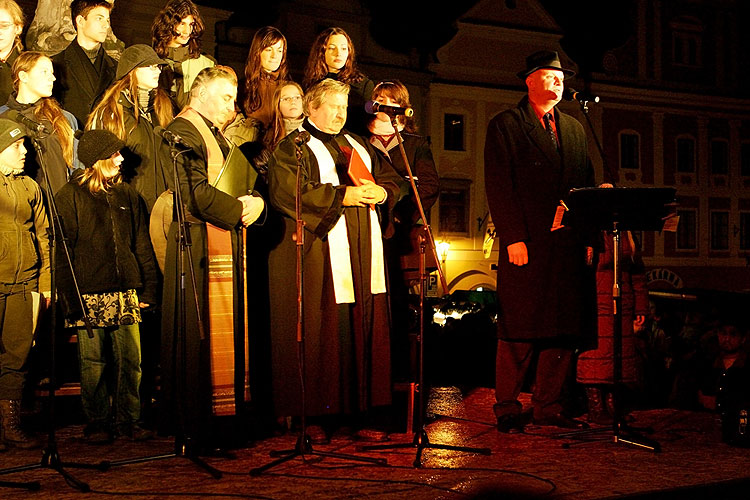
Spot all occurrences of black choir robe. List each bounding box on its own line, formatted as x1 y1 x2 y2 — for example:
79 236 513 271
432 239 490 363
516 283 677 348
267 120 402 417
157 113 245 446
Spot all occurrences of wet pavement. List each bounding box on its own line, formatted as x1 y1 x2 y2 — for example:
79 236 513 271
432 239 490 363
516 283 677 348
1 386 749 499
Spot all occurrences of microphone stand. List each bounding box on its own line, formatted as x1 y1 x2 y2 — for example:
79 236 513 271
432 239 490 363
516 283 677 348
250 131 387 476
556 97 660 452
107 140 223 477
0 131 108 492
360 116 491 467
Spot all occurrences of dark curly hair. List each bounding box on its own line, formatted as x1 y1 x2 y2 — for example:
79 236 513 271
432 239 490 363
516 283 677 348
151 0 205 59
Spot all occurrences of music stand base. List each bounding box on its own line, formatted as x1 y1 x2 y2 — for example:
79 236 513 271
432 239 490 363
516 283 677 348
106 437 225 479
0 442 110 492
250 433 387 476
360 428 491 468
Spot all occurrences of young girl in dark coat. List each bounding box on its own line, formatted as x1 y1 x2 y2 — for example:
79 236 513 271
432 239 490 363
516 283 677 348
55 129 158 442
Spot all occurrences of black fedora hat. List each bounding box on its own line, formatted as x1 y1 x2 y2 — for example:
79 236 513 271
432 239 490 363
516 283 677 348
517 50 575 79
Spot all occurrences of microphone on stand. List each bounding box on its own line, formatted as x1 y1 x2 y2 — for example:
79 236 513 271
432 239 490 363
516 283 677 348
563 87 600 104
4 109 51 134
154 126 193 150
364 100 414 117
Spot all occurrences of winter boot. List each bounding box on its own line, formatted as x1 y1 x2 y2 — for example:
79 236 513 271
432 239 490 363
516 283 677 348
0 400 40 449
585 387 613 425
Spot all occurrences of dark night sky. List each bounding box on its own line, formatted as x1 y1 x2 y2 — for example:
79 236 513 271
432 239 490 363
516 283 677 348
196 0 638 75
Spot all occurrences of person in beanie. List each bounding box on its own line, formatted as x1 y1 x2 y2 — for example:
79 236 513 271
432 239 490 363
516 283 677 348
87 43 174 212
484 50 596 433
55 129 158 443
0 118 48 450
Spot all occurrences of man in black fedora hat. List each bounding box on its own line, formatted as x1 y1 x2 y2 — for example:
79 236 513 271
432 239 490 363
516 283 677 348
484 49 595 432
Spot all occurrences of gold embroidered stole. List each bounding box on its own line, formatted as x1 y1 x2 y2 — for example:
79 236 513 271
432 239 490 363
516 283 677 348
178 107 250 416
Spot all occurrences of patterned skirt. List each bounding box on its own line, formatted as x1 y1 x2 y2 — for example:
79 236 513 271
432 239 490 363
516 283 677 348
64 289 142 328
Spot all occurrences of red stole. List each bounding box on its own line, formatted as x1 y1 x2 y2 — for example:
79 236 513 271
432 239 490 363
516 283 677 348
177 107 250 416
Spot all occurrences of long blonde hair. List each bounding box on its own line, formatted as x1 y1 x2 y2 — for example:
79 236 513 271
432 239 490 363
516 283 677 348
77 157 121 193
12 52 74 167
87 70 174 139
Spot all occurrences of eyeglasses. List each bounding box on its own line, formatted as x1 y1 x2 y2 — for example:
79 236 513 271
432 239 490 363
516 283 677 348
280 95 302 103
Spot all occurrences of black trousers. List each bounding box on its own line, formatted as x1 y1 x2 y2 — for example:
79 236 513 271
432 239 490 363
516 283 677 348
494 338 573 420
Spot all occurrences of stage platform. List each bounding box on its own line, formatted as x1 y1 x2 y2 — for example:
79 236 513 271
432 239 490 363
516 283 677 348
1 387 749 499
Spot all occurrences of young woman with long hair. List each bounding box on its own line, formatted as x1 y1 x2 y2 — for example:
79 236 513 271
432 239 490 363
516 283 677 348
263 81 304 152
151 0 214 109
55 129 158 443
242 26 288 130
2 51 78 195
302 27 374 135
87 44 174 211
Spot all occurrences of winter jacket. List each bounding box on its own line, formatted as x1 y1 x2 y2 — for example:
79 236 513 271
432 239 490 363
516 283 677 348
54 170 158 318
52 40 116 127
0 171 50 291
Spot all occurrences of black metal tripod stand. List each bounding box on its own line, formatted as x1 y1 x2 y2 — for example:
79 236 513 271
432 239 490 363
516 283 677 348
249 130 388 476
0 132 108 492
556 187 676 453
359 117 491 467
106 142 223 478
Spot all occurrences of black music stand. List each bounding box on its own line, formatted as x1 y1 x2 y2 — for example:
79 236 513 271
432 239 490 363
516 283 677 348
561 186 677 452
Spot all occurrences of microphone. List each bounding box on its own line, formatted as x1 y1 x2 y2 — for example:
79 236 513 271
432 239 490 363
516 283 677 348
294 130 311 147
4 109 51 134
563 87 600 104
154 126 192 149
364 100 414 117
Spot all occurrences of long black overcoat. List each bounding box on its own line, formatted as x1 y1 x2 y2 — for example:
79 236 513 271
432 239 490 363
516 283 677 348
484 96 595 341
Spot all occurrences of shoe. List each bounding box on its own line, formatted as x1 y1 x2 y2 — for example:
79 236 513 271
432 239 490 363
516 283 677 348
117 424 155 441
496 414 524 433
533 413 589 429
354 428 390 442
586 387 614 426
305 425 329 445
0 400 41 449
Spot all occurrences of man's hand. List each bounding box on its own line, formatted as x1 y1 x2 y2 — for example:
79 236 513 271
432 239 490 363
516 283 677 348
342 179 386 207
507 241 528 266
238 195 265 226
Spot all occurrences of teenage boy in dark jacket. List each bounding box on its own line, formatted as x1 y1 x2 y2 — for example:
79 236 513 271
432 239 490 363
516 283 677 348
52 0 116 127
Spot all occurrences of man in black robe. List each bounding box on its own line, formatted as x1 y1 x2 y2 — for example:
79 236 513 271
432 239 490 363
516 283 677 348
158 66 264 451
484 50 595 433
51 0 116 127
267 78 402 442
